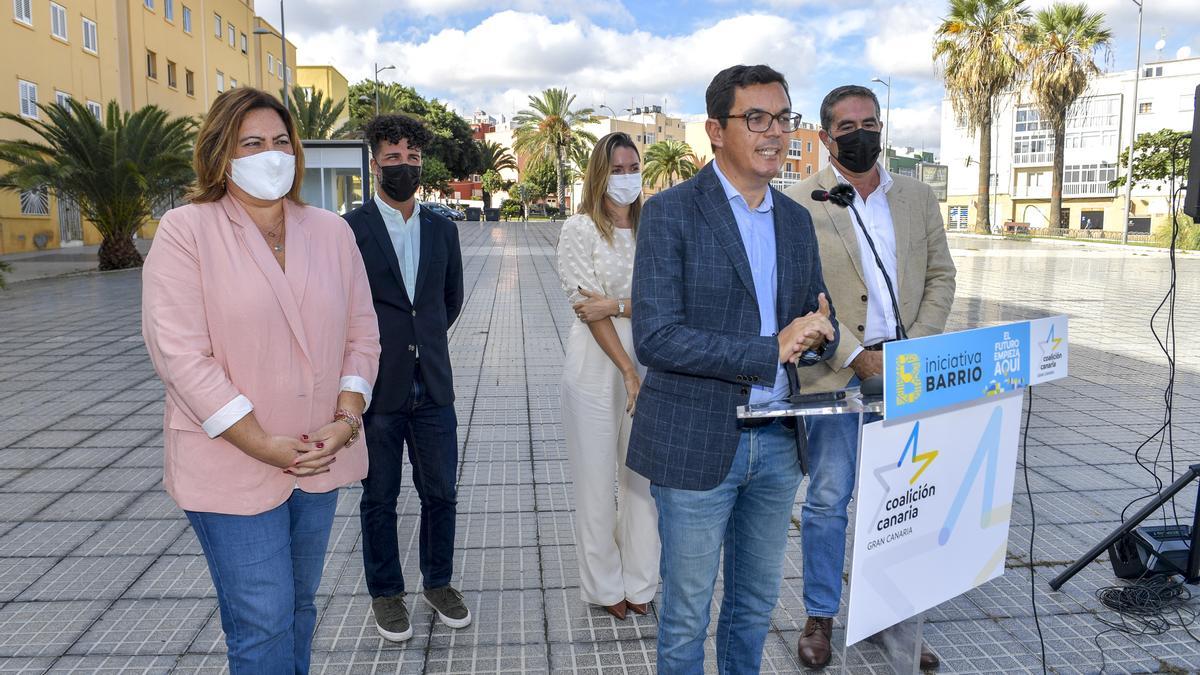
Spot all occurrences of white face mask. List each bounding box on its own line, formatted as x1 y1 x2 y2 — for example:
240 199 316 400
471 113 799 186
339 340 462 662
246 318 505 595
606 172 642 206
228 150 296 201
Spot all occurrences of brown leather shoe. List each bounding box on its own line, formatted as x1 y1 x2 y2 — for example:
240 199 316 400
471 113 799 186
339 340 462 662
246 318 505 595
625 600 649 616
602 600 627 620
864 632 940 671
797 617 833 669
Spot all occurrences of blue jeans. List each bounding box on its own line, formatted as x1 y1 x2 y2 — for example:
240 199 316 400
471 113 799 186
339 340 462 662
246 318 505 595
186 488 338 675
651 421 803 674
802 406 880 618
361 363 459 597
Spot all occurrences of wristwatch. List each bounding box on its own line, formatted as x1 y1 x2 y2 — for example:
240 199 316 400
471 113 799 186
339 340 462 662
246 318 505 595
616 300 626 317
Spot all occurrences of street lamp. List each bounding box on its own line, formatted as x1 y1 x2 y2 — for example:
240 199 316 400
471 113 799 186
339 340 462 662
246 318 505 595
871 76 891 163
373 63 396 116
253 1 287 109
1122 0 1144 245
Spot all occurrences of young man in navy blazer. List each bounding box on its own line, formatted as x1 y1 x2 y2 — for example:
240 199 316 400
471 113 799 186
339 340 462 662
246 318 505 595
628 65 838 672
344 115 468 642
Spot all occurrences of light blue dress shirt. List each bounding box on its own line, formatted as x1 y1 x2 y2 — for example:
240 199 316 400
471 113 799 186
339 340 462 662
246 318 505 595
711 160 789 403
374 193 421 302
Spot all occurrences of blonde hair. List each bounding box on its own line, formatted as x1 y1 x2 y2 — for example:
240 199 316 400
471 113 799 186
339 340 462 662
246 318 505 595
188 88 305 204
577 132 641 245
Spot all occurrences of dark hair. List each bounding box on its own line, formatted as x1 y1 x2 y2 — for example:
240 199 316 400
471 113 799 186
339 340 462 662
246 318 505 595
705 65 790 127
363 114 434 156
819 85 881 131
190 87 305 203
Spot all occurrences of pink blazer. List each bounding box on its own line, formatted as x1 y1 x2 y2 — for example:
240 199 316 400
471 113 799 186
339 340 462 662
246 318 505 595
142 194 381 515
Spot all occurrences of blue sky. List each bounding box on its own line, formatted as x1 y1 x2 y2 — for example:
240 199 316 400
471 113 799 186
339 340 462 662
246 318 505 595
262 0 1200 155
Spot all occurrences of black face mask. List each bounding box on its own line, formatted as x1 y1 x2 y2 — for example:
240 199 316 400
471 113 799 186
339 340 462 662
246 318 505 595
378 163 421 202
832 128 882 174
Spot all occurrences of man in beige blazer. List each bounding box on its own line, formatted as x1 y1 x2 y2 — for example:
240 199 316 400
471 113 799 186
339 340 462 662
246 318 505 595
784 85 955 670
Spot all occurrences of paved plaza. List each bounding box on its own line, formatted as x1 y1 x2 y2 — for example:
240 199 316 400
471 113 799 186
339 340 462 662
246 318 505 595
1 224 1200 673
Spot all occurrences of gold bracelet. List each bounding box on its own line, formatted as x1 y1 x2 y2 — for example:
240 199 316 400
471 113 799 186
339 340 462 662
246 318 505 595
333 408 361 448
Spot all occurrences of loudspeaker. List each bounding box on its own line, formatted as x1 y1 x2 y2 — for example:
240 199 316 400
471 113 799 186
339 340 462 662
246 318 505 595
1186 85 1199 219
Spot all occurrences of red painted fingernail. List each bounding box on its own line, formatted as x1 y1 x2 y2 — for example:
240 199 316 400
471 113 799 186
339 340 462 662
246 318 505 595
301 434 309 440
316 442 324 449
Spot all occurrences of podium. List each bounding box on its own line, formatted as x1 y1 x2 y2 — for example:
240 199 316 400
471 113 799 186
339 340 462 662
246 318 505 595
738 389 927 675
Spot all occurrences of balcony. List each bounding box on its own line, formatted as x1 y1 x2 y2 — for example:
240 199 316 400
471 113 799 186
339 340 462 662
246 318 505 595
1013 151 1053 166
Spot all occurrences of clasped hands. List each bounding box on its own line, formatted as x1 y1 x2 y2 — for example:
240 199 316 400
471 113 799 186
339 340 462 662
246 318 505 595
256 420 353 477
777 293 834 364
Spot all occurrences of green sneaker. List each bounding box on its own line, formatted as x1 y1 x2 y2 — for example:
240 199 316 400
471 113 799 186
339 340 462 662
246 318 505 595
371 594 412 642
423 585 472 628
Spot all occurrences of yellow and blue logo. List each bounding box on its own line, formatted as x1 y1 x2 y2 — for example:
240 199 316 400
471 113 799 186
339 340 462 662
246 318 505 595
895 353 922 406
898 421 938 484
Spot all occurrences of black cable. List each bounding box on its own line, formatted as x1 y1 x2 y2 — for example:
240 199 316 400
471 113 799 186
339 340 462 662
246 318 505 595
832 189 907 343
1022 386 1048 674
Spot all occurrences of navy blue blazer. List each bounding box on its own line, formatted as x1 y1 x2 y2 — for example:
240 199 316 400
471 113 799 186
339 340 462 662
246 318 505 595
344 199 463 414
627 162 838 490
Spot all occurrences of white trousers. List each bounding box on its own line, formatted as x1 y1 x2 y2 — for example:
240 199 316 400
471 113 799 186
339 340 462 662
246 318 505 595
561 317 660 605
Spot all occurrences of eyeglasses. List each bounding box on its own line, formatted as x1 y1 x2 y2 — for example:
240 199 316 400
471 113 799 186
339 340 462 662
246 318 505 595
722 110 803 133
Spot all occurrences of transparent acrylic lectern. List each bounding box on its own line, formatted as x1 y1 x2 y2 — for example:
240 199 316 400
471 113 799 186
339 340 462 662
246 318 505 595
738 387 926 675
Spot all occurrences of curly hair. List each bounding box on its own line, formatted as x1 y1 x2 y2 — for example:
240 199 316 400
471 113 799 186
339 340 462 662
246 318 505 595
363 114 434 156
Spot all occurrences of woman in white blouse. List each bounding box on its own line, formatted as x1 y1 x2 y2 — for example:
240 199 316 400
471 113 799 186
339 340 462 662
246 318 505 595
556 132 659 620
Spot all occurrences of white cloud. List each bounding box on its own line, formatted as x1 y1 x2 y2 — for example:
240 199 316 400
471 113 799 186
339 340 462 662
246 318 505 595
885 104 943 156
290 11 818 120
865 3 940 80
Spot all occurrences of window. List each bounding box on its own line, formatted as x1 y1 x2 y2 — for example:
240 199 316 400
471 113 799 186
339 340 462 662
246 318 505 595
185 69 194 96
230 78 237 88
19 187 49 216
1063 162 1118 197
182 5 190 32
164 0 173 21
167 60 177 88
146 50 157 79
55 90 70 108
86 100 101 120
285 66 291 83
82 17 97 53
144 0 154 9
1138 101 1153 114
240 32 246 53
806 141 812 153
788 139 803 157
1142 66 1163 78
948 206 970 230
50 2 67 40
216 70 224 92
213 12 221 37
227 22 234 47
267 53 274 74
13 0 31 25
301 87 313 101
1183 95 1196 112
18 79 37 118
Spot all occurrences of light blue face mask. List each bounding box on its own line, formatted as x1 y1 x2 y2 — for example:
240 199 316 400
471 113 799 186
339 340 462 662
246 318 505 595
229 150 295 200
606 172 643 205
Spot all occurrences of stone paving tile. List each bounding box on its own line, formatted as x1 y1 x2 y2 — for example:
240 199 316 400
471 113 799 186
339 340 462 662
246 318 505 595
3 227 1200 672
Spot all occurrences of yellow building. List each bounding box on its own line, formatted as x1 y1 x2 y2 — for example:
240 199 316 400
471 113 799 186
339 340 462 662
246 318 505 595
0 0 298 254
296 64 350 130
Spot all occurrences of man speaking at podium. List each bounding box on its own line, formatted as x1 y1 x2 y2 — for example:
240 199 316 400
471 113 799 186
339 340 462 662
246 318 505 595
784 85 956 670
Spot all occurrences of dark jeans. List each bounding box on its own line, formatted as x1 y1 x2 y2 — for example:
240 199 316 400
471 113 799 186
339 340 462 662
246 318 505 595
360 363 459 598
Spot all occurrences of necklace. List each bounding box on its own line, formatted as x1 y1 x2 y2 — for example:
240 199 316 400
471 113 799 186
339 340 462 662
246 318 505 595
260 217 285 253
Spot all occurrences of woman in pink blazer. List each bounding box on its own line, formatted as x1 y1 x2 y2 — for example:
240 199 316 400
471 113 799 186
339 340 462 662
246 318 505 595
141 88 380 674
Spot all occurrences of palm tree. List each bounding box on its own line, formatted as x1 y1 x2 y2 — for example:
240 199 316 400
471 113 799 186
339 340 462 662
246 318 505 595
935 0 1031 234
643 139 700 189
512 88 597 215
477 139 517 207
0 100 195 269
286 85 346 140
1023 3 1111 229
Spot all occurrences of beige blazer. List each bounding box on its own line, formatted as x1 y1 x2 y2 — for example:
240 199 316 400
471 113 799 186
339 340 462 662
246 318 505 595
142 194 380 515
784 165 956 392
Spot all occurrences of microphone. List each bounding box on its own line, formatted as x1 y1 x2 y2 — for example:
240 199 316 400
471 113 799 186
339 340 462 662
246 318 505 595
814 183 907 342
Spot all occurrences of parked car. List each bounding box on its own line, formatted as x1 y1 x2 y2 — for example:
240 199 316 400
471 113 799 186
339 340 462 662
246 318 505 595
422 202 466 221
